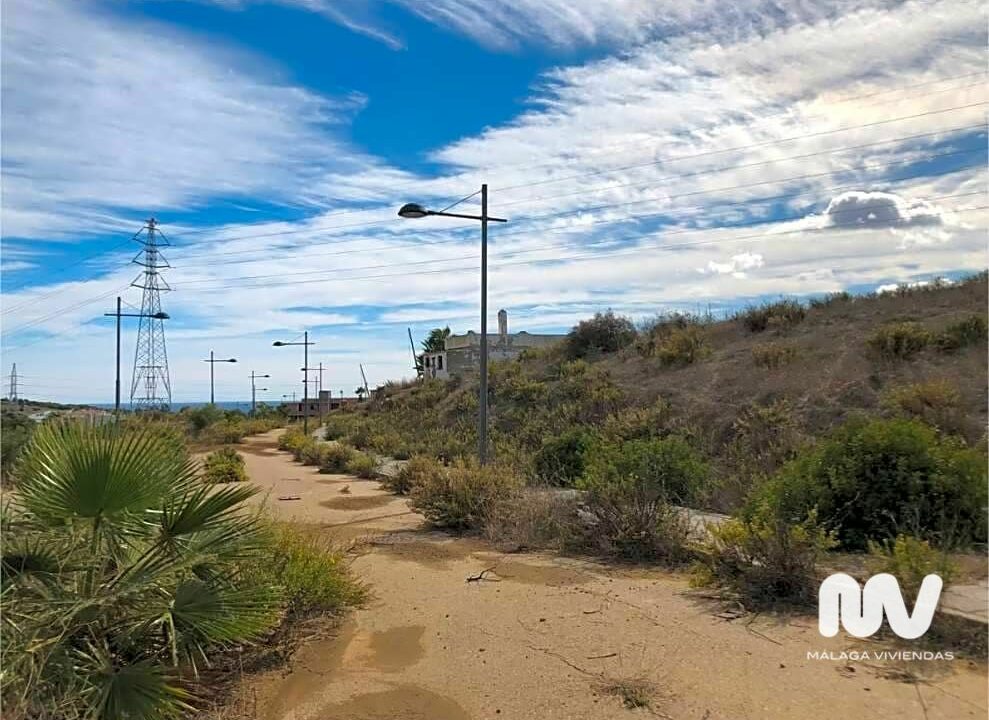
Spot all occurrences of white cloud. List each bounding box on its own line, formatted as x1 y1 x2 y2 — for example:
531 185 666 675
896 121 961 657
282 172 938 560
822 190 945 228
702 252 765 277
1 0 372 240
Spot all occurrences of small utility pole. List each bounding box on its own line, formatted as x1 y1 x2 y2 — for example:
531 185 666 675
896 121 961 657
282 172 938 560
105 297 169 414
250 371 270 415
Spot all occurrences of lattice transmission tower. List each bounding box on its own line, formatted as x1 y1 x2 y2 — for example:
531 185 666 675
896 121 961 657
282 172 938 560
129 218 172 409
8 363 18 401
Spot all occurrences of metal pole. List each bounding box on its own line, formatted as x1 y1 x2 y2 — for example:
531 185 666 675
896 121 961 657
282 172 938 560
303 331 309 434
479 183 488 465
251 373 256 416
209 350 215 405
114 296 121 414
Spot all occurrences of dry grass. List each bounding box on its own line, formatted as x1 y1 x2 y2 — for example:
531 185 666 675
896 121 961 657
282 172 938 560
600 677 659 709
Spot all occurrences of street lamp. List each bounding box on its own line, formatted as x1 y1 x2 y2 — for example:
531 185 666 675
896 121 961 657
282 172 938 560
398 185 507 464
104 297 169 414
273 331 315 433
250 371 270 415
202 350 237 405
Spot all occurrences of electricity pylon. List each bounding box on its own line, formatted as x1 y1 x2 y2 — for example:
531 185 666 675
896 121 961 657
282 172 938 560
129 218 172 410
8 363 18 401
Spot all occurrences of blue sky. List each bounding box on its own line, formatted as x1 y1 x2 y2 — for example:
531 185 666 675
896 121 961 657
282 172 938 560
1 0 986 403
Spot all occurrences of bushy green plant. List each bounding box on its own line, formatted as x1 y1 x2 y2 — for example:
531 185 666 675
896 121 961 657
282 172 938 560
345 451 377 478
298 439 324 466
242 523 364 615
867 534 958 598
578 436 707 562
533 428 594 486
599 401 675 442
278 428 309 454
752 417 987 550
582 436 707 506
935 314 987 353
751 341 798 369
809 291 851 309
565 310 637 358
867 322 931 359
409 460 521 530
2 421 278 719
383 455 444 495
737 299 806 333
695 509 835 608
1 407 33 482
882 379 963 434
654 326 709 366
203 446 247 483
319 442 354 473
184 403 224 435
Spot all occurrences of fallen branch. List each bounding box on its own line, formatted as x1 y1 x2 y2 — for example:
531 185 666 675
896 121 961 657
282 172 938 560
466 566 501 584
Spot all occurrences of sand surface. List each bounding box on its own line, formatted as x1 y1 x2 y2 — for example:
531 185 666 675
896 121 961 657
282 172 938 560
230 430 988 720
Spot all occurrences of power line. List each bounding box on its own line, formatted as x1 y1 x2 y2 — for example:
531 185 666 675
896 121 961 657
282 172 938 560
168 119 986 263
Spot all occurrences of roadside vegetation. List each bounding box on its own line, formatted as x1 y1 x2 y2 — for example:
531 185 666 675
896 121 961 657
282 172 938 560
295 273 987 615
0 419 360 719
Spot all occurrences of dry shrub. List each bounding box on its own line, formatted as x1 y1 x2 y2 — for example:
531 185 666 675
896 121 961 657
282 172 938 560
867 322 931 359
344 451 377 478
202 446 247 483
382 455 444 495
935 314 987 352
695 510 835 608
867 534 958 598
483 490 582 551
409 460 522 530
318 442 354 473
882 379 963 435
737 299 805 333
565 310 637 358
654 326 709 366
751 341 797 369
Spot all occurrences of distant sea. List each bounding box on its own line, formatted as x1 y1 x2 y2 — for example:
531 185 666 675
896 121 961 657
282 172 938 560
89 401 258 414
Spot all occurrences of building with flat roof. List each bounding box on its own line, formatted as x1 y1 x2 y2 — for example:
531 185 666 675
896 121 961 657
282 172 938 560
422 309 563 380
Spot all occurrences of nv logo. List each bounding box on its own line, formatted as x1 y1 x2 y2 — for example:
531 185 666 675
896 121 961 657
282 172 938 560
818 573 943 640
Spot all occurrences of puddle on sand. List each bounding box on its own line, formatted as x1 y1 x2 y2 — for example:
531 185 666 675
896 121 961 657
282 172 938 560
367 625 425 672
319 684 471 720
373 539 480 570
480 559 589 586
320 495 394 511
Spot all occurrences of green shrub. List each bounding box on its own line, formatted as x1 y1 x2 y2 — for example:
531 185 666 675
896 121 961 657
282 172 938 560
383 455 444 495
565 310 637 358
319 442 354 473
243 523 365 615
199 418 246 445
867 322 931 359
882 379 963 434
737 299 806 333
751 342 798 369
578 436 707 562
347 422 374 450
1 408 33 482
581 436 707 506
409 461 522 530
278 428 309 454
202 446 247 483
184 403 224 435
935 314 987 352
533 428 593 486
753 417 988 550
867 534 958 598
345 451 378 478
655 326 709 366
298 439 324 466
695 510 835 608
600 401 675 442
809 291 851 309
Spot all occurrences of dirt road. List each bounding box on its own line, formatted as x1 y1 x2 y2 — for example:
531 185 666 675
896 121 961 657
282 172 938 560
234 431 988 720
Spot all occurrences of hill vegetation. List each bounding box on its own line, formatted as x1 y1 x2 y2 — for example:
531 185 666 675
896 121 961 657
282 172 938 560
316 273 987 606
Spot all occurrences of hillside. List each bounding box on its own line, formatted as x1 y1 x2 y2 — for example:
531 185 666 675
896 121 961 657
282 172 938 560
327 274 986 515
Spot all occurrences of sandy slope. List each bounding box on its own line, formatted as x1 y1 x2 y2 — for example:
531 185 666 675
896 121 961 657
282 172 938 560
232 431 987 720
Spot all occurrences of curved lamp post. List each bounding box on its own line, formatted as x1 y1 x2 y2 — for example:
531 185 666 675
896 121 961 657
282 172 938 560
250 372 270 415
273 332 315 433
203 351 237 405
398 185 507 464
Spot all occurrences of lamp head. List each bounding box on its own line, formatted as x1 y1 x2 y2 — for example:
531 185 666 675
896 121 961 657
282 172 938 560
152 312 170 320
227 358 238 363
398 203 429 219
272 341 285 347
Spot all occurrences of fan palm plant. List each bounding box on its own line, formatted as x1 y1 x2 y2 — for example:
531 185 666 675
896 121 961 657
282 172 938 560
1 420 279 719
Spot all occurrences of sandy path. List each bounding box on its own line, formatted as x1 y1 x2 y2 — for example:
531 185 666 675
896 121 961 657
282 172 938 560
234 430 988 720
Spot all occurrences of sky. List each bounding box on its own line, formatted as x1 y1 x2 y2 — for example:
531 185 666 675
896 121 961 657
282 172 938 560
1 0 986 404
